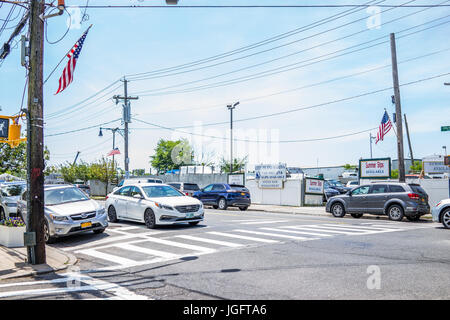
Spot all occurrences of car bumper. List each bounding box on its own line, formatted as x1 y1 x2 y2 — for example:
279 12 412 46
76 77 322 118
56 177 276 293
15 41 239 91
227 198 251 207
431 206 441 222
404 203 430 216
157 208 205 225
49 212 109 238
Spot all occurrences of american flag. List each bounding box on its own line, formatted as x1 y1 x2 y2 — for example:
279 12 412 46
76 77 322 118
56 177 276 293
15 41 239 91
107 148 121 157
55 27 90 95
375 110 392 144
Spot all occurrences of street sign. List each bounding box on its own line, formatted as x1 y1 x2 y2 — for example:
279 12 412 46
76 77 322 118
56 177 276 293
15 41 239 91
359 158 391 179
441 126 450 132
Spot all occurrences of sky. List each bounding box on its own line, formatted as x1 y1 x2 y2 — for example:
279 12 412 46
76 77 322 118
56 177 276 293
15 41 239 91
0 0 449 173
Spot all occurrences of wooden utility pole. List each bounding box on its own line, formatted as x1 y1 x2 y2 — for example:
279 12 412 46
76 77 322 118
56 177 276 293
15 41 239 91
390 33 406 182
404 114 414 172
26 0 46 264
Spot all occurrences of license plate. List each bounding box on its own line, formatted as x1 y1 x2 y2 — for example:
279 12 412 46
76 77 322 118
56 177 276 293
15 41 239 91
241 192 246 196
186 213 194 218
81 222 92 229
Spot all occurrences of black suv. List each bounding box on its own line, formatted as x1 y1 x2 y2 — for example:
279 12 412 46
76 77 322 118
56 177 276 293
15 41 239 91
326 182 430 221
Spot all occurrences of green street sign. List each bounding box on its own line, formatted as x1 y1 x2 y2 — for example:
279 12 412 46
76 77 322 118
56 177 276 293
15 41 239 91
442 126 450 132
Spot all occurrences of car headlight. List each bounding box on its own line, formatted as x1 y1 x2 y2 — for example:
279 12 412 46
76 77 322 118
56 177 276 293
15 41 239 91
49 214 69 221
154 202 174 210
97 208 106 215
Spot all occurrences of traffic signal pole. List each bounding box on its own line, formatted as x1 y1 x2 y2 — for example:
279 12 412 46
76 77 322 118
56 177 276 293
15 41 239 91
26 0 46 264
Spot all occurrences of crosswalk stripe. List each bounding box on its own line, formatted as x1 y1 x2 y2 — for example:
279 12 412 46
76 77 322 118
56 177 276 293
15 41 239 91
113 226 141 231
286 226 359 235
239 220 287 225
113 243 179 259
233 229 314 241
77 249 137 265
298 225 385 234
174 235 243 248
143 237 216 254
261 227 333 237
321 224 399 232
207 231 279 243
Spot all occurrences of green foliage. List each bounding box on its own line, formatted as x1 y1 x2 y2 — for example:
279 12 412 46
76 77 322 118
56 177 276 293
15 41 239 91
0 142 27 177
0 217 25 227
410 160 422 173
219 156 247 173
150 138 194 174
391 169 399 179
132 169 145 176
343 163 357 170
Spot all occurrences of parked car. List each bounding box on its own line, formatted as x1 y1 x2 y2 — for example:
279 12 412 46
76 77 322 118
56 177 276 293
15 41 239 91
323 183 340 202
432 198 450 229
17 184 108 243
0 182 26 220
346 180 359 188
326 179 352 194
341 171 358 179
326 182 430 221
167 182 200 197
105 183 204 228
114 178 163 192
74 183 91 196
193 183 251 211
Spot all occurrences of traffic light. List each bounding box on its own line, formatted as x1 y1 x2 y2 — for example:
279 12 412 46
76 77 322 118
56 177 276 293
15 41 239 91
0 114 27 148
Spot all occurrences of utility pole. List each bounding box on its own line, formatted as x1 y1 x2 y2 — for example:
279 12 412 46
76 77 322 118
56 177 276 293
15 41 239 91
390 33 406 182
113 78 138 180
369 133 376 158
403 114 414 171
26 0 46 265
72 151 80 166
227 102 239 173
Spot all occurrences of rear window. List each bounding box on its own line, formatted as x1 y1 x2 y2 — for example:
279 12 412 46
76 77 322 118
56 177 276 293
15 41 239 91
409 184 427 195
389 185 405 193
168 183 181 190
183 183 200 191
230 185 248 192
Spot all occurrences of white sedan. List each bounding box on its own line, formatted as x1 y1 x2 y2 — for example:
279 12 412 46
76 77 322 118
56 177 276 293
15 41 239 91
432 198 450 229
105 183 204 228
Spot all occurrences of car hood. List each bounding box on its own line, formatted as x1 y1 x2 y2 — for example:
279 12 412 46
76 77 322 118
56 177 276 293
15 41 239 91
2 196 20 203
45 199 101 216
325 188 339 193
146 196 201 207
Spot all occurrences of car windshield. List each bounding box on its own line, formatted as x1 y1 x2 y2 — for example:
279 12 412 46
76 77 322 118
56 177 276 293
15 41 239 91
183 183 200 191
1 184 25 197
142 185 184 198
329 181 343 187
45 187 90 206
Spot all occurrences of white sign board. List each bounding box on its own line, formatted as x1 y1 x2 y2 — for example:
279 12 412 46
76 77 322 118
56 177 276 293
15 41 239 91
258 179 283 189
359 158 391 179
228 174 244 185
423 161 450 174
255 164 287 180
305 178 324 195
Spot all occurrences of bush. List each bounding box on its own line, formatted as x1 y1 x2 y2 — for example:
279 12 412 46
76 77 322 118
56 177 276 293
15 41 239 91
0 217 26 227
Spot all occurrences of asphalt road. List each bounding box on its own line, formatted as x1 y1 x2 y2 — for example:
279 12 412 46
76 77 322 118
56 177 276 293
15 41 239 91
1 208 449 300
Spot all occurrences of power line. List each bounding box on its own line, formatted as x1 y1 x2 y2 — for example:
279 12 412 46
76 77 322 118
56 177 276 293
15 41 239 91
44 118 121 137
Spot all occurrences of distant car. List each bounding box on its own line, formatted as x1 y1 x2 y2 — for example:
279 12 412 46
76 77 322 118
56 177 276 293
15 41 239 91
17 184 108 243
0 182 26 220
323 182 339 202
114 178 163 192
326 182 430 221
167 182 200 197
193 183 251 211
341 171 358 179
326 179 352 194
74 184 91 196
432 199 450 228
346 181 359 188
105 183 204 228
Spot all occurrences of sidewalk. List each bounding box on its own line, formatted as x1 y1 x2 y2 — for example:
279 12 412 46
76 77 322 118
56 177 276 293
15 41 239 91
0 245 77 281
245 203 433 220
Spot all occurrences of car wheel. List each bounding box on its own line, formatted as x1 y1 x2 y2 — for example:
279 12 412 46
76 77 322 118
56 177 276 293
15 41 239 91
331 203 345 218
406 215 420 222
441 208 450 229
351 213 363 218
239 206 248 211
43 221 56 244
0 207 5 221
388 204 404 221
218 198 228 210
93 228 106 234
189 221 200 226
107 206 118 223
144 208 156 229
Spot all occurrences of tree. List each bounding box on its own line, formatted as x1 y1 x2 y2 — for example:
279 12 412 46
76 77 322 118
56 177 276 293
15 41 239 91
0 142 27 177
219 156 247 173
59 162 77 183
343 163 357 170
150 138 194 174
89 157 117 196
391 169 399 179
410 161 422 173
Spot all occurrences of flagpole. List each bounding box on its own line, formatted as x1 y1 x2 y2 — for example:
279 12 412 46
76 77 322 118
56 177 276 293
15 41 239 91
384 107 398 138
43 24 92 85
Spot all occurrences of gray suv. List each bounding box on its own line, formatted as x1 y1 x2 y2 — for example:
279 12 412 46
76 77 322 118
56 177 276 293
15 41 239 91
325 182 430 221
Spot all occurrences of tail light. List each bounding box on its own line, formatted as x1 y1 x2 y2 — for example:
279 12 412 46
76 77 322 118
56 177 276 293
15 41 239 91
105 195 109 201
436 201 442 207
408 193 420 200
185 192 189 196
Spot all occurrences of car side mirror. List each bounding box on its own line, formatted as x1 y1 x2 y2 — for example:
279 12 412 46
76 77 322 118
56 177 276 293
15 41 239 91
347 191 352 196
133 194 143 199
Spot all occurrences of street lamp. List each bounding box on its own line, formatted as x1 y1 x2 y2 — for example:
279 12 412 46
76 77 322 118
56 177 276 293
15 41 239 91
443 146 447 155
227 101 240 173
99 127 123 165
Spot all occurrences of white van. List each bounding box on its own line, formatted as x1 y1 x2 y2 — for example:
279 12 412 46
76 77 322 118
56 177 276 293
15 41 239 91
113 178 163 192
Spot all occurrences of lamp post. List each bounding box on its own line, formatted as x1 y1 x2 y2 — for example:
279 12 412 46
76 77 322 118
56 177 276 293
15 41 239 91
443 146 447 156
227 101 239 173
99 127 123 165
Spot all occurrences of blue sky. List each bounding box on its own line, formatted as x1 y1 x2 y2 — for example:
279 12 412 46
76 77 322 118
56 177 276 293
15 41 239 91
1 0 449 172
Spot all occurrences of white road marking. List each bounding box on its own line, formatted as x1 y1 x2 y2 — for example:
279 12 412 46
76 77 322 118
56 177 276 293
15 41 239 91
174 235 243 248
321 224 400 232
113 243 179 259
143 237 216 254
113 226 141 231
78 249 137 265
299 224 395 234
233 229 314 241
261 227 334 237
239 220 288 225
207 231 279 243
286 225 360 235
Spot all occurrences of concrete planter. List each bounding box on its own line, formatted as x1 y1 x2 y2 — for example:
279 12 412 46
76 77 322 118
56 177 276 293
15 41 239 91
0 225 25 248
